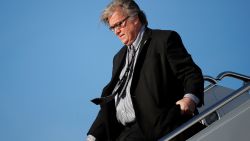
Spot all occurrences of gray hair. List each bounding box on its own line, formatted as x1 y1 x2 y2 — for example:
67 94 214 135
100 0 148 26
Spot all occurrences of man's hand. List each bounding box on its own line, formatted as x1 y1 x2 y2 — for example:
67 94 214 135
176 97 196 115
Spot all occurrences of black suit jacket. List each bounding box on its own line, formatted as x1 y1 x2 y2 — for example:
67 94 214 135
88 28 204 141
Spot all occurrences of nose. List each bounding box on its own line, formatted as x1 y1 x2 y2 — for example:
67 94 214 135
114 27 121 35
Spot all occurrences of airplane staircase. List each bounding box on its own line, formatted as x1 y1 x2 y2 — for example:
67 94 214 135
159 71 250 141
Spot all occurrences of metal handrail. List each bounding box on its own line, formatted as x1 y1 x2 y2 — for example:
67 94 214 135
204 75 218 91
159 83 250 141
204 75 218 85
216 71 250 83
204 71 250 84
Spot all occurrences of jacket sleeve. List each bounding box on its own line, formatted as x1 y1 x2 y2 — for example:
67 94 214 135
87 49 124 140
165 31 204 106
87 108 107 141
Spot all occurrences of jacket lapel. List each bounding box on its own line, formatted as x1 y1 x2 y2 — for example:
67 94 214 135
137 27 152 55
112 47 127 80
102 46 127 97
130 28 152 96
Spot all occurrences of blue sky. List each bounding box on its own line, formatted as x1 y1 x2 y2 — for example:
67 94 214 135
0 0 249 141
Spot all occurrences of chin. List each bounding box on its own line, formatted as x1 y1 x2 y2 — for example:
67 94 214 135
122 40 129 45
120 37 128 45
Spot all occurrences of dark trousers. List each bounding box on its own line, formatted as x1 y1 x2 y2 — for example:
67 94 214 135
116 122 146 141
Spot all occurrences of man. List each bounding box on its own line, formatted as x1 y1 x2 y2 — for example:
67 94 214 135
87 0 204 141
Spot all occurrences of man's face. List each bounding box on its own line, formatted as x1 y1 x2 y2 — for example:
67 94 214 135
108 7 141 46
